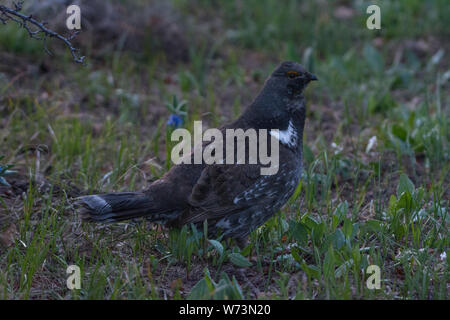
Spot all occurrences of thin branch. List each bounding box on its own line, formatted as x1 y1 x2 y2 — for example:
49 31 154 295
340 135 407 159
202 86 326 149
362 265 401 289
0 1 85 63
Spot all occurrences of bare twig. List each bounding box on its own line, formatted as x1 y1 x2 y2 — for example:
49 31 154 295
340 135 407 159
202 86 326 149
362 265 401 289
0 1 85 63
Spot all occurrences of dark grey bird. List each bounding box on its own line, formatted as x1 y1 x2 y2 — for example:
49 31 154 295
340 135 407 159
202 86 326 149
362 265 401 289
77 61 317 245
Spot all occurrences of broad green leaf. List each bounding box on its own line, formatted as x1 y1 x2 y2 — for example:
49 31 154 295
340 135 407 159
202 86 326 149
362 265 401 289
331 229 345 250
392 124 408 142
397 173 415 198
300 263 320 279
388 195 398 211
335 259 353 278
208 239 224 256
280 218 290 233
311 222 325 244
333 201 349 222
368 93 398 114
343 218 353 239
365 220 382 232
289 220 308 245
302 215 319 229
0 176 10 186
229 253 252 267
397 191 413 212
188 279 209 300
363 44 384 73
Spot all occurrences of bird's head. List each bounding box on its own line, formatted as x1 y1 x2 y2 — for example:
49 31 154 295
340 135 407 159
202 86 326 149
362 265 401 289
243 61 317 127
269 61 317 97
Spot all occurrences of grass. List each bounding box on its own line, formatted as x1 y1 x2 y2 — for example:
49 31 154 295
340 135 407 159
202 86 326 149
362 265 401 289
0 0 448 299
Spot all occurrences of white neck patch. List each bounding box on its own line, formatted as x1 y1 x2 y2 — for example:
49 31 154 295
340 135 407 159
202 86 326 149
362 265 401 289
269 120 297 148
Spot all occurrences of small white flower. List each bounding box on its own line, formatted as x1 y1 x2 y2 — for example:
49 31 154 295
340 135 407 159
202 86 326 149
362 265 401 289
287 242 299 250
256 226 264 234
366 136 377 153
331 142 343 154
440 252 447 261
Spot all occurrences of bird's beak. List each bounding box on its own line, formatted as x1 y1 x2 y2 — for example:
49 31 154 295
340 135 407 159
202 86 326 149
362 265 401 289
308 73 318 81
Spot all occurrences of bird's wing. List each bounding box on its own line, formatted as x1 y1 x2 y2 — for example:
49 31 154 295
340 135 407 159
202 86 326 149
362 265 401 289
181 163 285 225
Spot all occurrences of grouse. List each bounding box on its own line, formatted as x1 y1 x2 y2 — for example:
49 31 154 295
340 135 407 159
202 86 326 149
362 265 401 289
77 61 317 245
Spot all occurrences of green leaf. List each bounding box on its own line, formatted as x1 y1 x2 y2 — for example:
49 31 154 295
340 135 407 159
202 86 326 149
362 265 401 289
188 279 210 300
397 173 415 198
203 268 216 291
335 260 353 278
363 44 384 73
427 49 444 70
302 215 319 229
231 276 244 299
323 246 336 279
392 124 408 142
240 243 252 256
302 144 315 165
289 220 308 245
290 247 303 264
302 47 315 73
0 176 10 186
388 195 397 211
213 273 244 300
342 218 353 239
280 218 290 233
333 201 349 223
300 263 320 279
3 170 17 176
366 219 382 231
229 253 252 267
311 222 325 244
289 181 303 203
351 223 360 238
208 239 224 256
397 191 413 212
331 229 345 250
363 220 382 235
352 245 362 266
368 93 398 114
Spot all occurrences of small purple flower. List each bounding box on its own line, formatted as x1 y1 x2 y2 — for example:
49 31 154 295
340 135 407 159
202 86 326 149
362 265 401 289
167 114 183 128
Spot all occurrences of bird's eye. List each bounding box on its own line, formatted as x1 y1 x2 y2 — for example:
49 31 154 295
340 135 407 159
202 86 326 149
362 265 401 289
286 71 300 79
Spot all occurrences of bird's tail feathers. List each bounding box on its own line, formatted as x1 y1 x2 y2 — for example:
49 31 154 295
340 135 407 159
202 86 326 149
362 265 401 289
76 192 153 222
